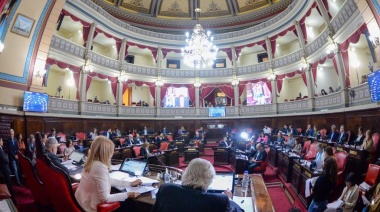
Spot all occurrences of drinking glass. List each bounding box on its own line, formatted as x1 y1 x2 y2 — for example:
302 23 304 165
170 171 177 183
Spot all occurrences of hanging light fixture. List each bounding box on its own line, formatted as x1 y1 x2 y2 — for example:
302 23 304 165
181 8 218 69
119 70 127 82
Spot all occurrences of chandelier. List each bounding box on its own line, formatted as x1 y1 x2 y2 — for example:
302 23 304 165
181 8 218 69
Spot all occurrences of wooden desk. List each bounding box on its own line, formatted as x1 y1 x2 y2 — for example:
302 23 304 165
173 140 185 154
112 146 133 160
163 149 179 167
184 148 199 163
291 159 322 208
278 151 294 182
213 147 230 165
250 174 275 212
235 140 248 151
335 144 369 179
268 145 279 167
230 151 248 174
147 154 166 165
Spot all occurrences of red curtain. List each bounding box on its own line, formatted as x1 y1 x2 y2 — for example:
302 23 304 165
219 48 233 62
332 57 339 76
111 81 117 100
122 83 128 95
200 86 215 106
298 2 317 44
115 39 122 59
188 86 196 106
73 72 80 100
162 48 182 59
301 73 307 87
341 51 350 87
266 81 272 93
83 25 91 46
127 42 158 61
322 0 332 19
219 85 234 105
124 44 129 58
86 75 92 95
311 62 318 87
277 80 283 94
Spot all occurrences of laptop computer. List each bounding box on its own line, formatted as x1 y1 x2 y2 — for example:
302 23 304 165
69 151 85 165
119 159 147 176
207 172 235 194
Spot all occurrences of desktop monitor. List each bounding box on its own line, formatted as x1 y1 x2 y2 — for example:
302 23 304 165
119 159 147 176
23 91 48 112
208 107 226 117
368 69 380 102
69 151 85 163
207 172 235 193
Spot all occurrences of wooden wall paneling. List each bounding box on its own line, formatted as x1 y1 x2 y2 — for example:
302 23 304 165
310 114 342 132
43 118 81 137
25 117 44 137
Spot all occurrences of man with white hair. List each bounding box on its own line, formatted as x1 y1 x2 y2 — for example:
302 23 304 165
45 137 69 175
153 158 242 212
7 129 22 186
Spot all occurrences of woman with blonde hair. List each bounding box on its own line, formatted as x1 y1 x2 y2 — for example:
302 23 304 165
75 136 142 212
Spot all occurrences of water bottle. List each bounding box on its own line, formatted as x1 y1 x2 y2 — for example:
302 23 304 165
164 168 170 183
242 171 249 196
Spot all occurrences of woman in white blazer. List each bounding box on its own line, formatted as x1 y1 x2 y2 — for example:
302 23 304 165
326 172 359 212
75 136 142 212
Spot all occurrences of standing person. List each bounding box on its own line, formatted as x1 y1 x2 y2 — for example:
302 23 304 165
63 139 75 161
16 133 25 152
27 134 36 155
133 134 143 145
8 129 22 186
75 136 141 212
308 157 338 212
0 138 17 204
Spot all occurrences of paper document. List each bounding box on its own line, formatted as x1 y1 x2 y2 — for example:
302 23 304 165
125 186 157 194
359 182 371 191
151 189 158 199
110 171 130 180
327 200 343 209
64 164 79 171
305 179 311 198
61 160 74 165
232 196 253 212
111 164 121 171
362 195 370 205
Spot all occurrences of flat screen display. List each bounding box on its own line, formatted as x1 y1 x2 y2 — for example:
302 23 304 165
207 172 235 193
69 151 85 163
209 107 225 117
163 86 189 108
120 160 147 176
368 70 380 102
246 82 272 105
23 91 48 112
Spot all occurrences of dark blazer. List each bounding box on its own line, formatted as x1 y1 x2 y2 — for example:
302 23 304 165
123 138 134 147
281 128 288 134
305 129 314 137
46 152 70 175
152 183 241 212
133 138 143 145
328 131 339 142
288 128 297 135
276 137 284 145
219 140 229 148
103 131 113 140
7 137 19 161
354 134 365 145
253 149 267 162
0 147 11 177
140 147 148 158
337 131 348 144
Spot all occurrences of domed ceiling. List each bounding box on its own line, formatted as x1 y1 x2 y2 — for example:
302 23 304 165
91 0 294 34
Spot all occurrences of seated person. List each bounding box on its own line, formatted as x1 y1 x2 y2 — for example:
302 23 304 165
256 132 267 143
361 130 374 161
305 124 314 137
326 172 359 212
155 133 166 149
292 139 303 154
89 128 98 140
45 137 69 175
113 128 121 137
152 158 242 212
161 127 170 135
284 133 295 149
140 126 150 136
27 134 36 154
192 131 203 146
281 125 288 134
328 125 339 142
139 142 151 159
198 127 205 135
288 125 297 135
313 125 320 139
248 143 266 174
93 97 99 103
337 125 348 144
354 126 365 146
63 139 75 161
263 126 271 135
123 134 134 147
75 137 141 212
219 136 231 148
362 182 380 212
133 134 143 145
315 143 324 161
246 138 256 157
103 128 113 140
74 140 84 152
178 126 186 136
276 132 285 146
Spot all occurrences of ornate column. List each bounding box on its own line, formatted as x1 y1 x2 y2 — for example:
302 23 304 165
265 37 273 61
116 79 124 116
315 0 333 34
334 44 349 107
305 64 315 111
85 23 97 60
295 21 306 50
78 66 89 115
270 77 278 114
194 77 201 116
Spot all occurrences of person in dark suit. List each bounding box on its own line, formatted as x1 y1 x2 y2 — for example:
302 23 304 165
155 133 166 149
47 128 57 138
27 134 36 155
133 134 143 145
305 124 314 137
248 143 267 174
281 125 288 134
327 125 339 142
161 127 170 135
337 125 348 144
193 131 203 142
0 138 16 204
103 128 113 140
276 132 285 145
354 126 365 146
45 137 69 175
246 138 256 157
139 142 151 159
288 125 297 135
152 158 242 212
123 134 134 147
219 136 230 148
8 129 21 186
113 128 121 137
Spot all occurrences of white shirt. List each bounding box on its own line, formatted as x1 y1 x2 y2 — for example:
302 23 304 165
263 128 271 134
75 161 131 212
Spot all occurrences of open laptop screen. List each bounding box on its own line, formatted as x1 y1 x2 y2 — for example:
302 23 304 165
69 151 85 163
120 160 147 176
207 172 235 193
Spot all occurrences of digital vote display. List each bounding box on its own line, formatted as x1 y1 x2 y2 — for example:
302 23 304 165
209 107 226 117
368 70 380 103
23 91 48 112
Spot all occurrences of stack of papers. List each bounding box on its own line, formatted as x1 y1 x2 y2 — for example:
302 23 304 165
359 182 371 191
232 196 253 212
326 200 343 209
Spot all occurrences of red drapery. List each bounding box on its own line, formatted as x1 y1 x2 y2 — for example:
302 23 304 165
340 24 368 88
200 86 216 106
299 2 317 44
218 85 234 105
45 58 81 99
311 62 318 87
86 75 92 95
122 83 128 95
162 48 182 59
277 80 283 94
127 42 158 61
219 48 233 62
321 0 333 19
277 70 305 93
270 25 296 57
60 10 91 45
332 58 339 76
159 84 196 106
235 40 266 60
94 28 122 56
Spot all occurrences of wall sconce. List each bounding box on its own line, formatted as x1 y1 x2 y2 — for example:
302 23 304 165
267 69 277 81
119 70 127 82
155 76 164 87
82 59 92 73
369 36 380 48
231 75 239 86
0 41 4 53
194 77 201 88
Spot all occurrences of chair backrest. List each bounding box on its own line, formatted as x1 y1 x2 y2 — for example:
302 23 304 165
57 132 66 142
160 142 169 151
17 151 52 207
167 135 173 142
133 146 141 157
372 133 379 152
334 151 348 173
36 157 83 212
261 148 270 169
365 164 380 186
119 138 125 146
76 132 86 140
305 143 317 160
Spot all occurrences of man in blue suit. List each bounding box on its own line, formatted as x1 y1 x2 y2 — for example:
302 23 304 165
327 125 339 142
337 125 348 144
103 128 113 140
248 143 267 174
7 129 22 186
